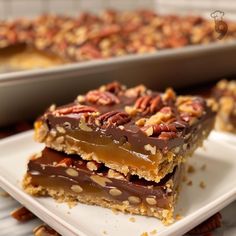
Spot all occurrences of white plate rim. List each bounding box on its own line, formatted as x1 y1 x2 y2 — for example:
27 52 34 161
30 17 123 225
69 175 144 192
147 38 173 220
0 130 236 236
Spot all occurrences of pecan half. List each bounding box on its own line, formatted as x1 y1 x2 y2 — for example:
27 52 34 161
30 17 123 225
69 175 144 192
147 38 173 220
188 213 222 235
86 90 120 105
11 206 35 222
134 94 163 115
97 111 131 127
100 81 124 94
33 224 61 236
54 105 97 115
142 123 177 137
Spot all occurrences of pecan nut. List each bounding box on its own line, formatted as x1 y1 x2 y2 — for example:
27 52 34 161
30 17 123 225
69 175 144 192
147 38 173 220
54 105 98 115
99 81 124 94
145 106 174 126
134 94 163 115
97 111 131 127
11 206 35 222
142 123 177 137
125 84 147 98
178 99 204 117
188 213 222 235
86 90 120 105
33 224 61 236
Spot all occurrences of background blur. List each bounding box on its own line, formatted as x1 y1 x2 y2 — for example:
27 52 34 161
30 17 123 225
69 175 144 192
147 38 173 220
0 0 236 20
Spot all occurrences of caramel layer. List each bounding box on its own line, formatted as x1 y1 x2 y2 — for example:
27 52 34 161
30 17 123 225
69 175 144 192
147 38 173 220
27 148 182 210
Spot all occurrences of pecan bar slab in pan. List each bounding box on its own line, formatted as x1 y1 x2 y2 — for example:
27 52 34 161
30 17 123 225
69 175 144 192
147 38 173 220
34 82 216 183
23 148 182 224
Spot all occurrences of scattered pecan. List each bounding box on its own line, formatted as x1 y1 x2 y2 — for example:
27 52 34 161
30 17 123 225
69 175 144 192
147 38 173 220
86 90 120 105
162 88 176 102
100 81 124 94
134 95 163 115
97 111 131 127
77 43 102 59
142 123 177 137
158 131 177 140
178 100 204 118
145 106 174 126
188 213 222 235
33 224 61 236
54 105 97 115
11 206 36 222
125 85 147 98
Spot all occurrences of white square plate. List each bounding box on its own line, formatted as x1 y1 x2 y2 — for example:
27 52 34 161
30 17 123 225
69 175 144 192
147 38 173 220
0 131 235 236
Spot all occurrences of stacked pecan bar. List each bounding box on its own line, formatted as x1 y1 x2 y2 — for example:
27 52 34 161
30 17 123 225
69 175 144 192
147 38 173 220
213 80 236 133
23 82 215 223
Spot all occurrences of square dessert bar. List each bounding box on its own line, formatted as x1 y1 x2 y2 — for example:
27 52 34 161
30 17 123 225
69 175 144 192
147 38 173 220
213 80 236 133
23 148 183 224
34 82 215 182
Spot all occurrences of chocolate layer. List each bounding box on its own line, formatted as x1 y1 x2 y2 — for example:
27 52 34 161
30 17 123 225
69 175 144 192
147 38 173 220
27 148 182 209
37 82 215 154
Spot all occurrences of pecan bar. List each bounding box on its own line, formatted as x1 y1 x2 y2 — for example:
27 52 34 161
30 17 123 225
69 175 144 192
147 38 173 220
23 148 183 224
34 82 215 182
213 80 236 133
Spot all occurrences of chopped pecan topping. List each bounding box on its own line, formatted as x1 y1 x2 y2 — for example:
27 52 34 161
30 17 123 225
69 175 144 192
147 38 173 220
178 99 204 117
86 90 120 105
97 111 131 127
54 105 98 115
100 81 124 94
162 88 176 102
134 95 163 115
125 84 147 97
158 131 177 140
142 123 177 137
145 106 174 126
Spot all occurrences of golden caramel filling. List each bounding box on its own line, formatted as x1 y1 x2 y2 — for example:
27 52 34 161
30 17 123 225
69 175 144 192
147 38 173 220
65 132 167 172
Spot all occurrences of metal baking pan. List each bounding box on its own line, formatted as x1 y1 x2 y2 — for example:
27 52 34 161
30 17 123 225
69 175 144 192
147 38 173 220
1 40 236 126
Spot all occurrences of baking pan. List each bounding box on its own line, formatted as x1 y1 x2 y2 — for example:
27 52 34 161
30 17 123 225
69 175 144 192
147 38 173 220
1 40 236 126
